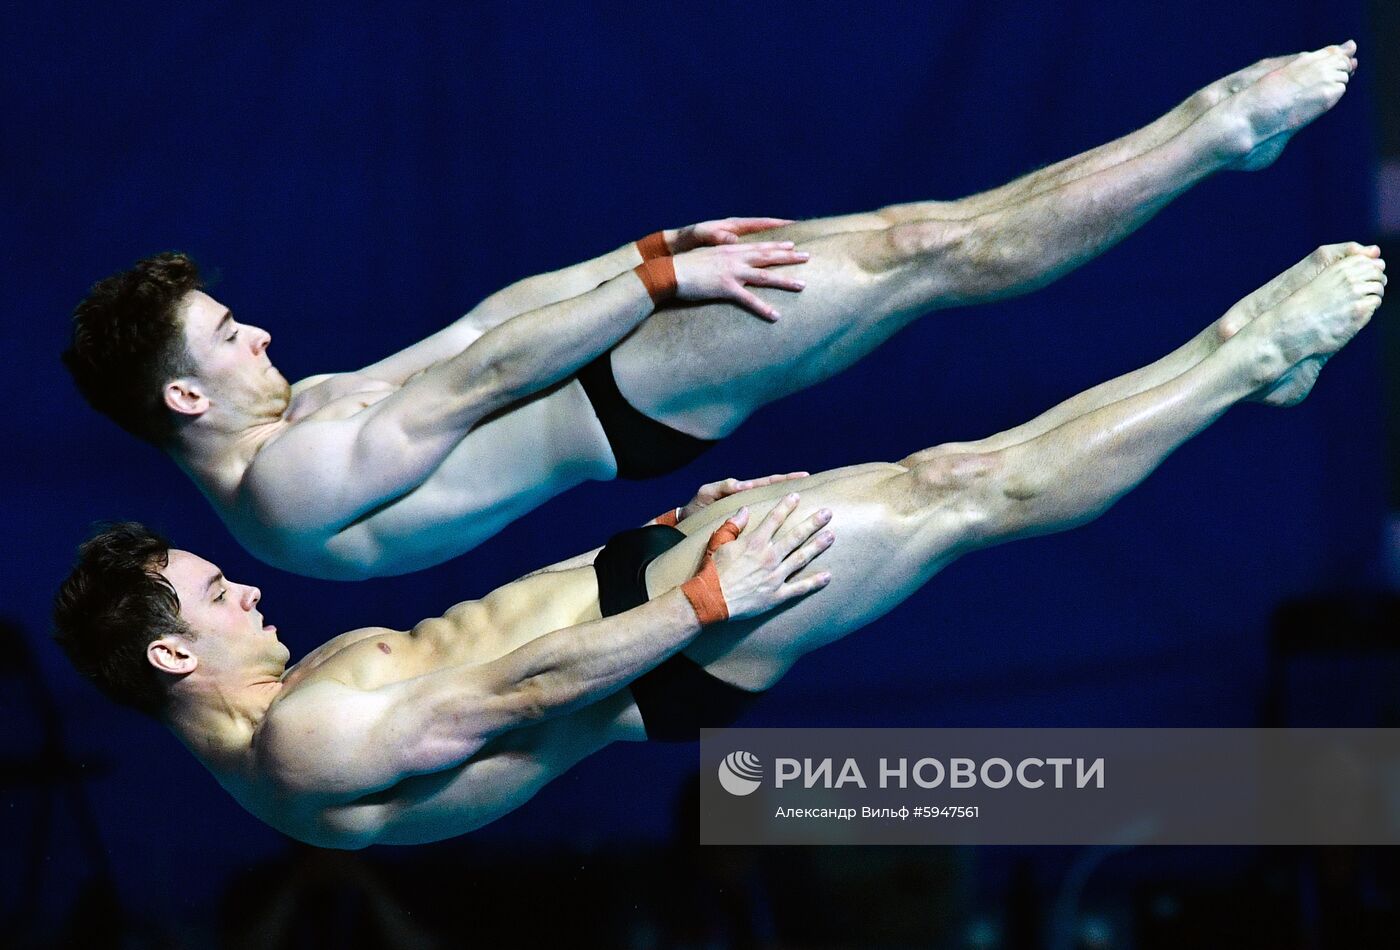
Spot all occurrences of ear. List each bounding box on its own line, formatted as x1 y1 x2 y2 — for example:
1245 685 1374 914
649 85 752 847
147 637 198 676
163 378 209 418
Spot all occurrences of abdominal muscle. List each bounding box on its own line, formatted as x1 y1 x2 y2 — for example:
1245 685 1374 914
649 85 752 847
277 570 648 845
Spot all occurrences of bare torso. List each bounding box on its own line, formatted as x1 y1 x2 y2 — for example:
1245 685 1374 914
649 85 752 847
236 564 647 847
220 369 617 579
210 462 909 847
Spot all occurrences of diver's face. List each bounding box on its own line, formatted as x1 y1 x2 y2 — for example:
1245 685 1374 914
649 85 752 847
178 291 289 413
159 548 289 673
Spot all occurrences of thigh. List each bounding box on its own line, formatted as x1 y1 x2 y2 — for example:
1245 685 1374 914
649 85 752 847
610 229 908 437
643 463 960 690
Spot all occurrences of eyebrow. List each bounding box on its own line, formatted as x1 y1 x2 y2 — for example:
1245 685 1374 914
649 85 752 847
213 310 234 340
203 571 224 596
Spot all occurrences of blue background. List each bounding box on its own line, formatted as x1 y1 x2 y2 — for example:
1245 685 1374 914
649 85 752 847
1 0 1386 938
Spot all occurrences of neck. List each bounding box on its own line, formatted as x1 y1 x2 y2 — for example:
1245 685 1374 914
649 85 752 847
170 411 286 502
165 673 285 772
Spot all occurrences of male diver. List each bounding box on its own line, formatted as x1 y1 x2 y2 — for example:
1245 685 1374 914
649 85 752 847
54 242 1385 845
62 45 1358 578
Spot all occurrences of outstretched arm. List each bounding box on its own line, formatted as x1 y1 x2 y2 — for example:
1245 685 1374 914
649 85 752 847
357 218 795 384
267 499 831 797
247 245 808 532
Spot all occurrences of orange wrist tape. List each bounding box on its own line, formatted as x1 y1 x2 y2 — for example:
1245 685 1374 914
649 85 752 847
650 508 680 528
635 230 670 261
633 257 677 305
680 519 742 625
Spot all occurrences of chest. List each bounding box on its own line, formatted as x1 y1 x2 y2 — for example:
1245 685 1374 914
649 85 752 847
285 375 398 424
282 628 439 692
280 602 515 695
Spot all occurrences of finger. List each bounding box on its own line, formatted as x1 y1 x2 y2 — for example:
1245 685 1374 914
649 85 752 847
775 507 833 556
742 269 807 293
725 506 750 531
708 476 742 497
756 493 801 541
744 249 811 268
779 525 834 577
738 240 798 253
714 230 740 244
737 472 810 491
777 571 833 600
728 217 797 234
732 287 780 321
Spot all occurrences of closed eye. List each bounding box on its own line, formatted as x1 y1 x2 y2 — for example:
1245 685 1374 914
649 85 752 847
214 589 227 603
226 329 240 342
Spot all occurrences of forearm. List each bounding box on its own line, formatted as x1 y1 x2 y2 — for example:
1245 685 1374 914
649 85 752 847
469 241 654 332
424 270 656 423
515 589 703 716
358 235 663 382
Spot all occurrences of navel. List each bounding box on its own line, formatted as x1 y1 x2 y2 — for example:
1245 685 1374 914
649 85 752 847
377 642 392 654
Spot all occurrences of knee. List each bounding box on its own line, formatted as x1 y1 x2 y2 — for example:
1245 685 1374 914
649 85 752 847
873 201 961 227
859 217 1028 301
854 219 971 276
890 449 1004 528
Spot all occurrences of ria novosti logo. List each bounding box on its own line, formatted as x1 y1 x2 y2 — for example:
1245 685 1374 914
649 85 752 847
718 751 764 796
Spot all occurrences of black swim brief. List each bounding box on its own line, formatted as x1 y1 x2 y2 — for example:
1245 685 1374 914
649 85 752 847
577 350 717 480
593 524 762 741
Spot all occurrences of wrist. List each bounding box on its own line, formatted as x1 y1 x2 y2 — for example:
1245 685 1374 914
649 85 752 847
635 231 671 261
633 258 678 305
678 518 743 625
650 508 682 528
681 562 729 626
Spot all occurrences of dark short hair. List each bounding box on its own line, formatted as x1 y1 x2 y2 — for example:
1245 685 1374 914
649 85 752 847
53 522 193 718
62 252 203 445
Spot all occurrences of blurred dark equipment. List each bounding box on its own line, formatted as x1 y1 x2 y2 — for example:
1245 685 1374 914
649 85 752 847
0 618 119 946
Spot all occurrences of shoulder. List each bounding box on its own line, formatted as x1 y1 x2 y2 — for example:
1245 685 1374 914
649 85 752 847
290 373 338 395
236 414 354 529
255 679 393 799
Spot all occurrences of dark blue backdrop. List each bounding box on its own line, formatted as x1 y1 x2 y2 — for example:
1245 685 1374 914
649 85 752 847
1 0 1383 925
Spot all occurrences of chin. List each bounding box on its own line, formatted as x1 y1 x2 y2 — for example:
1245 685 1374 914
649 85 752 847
265 374 292 413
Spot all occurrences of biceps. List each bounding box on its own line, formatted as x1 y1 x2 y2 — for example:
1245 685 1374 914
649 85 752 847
254 416 454 532
391 678 542 775
248 431 384 533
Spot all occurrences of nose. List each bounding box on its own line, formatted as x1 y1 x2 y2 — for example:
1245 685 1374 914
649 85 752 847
241 585 262 610
250 327 271 356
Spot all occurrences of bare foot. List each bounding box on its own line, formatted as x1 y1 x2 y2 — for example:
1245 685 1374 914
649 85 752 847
1210 41 1356 171
1215 242 1377 341
1235 247 1385 405
1186 53 1295 118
